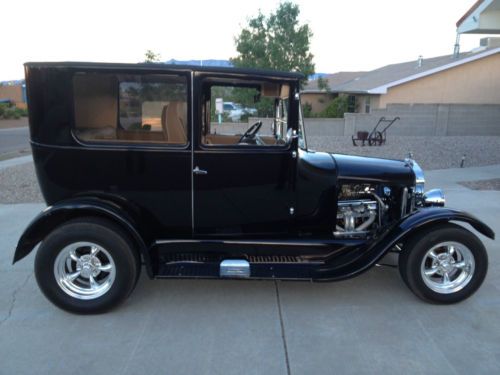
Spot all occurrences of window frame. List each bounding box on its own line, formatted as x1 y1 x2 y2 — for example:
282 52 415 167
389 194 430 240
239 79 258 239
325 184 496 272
198 78 293 151
364 96 371 114
70 70 191 150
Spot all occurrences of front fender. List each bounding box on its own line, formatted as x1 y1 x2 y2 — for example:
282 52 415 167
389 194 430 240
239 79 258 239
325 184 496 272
13 197 152 276
397 207 495 240
314 207 494 281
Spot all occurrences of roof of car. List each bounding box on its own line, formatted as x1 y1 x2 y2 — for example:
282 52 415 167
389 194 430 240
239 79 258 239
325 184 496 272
24 61 304 80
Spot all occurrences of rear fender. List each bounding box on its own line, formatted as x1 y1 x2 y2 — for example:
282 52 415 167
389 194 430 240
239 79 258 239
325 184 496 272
13 197 153 277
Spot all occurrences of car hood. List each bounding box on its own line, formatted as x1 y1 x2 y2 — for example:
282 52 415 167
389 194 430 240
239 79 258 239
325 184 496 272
331 153 415 186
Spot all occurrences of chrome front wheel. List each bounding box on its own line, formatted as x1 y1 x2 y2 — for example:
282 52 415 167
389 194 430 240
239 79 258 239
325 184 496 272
54 242 116 300
399 223 488 304
420 241 475 294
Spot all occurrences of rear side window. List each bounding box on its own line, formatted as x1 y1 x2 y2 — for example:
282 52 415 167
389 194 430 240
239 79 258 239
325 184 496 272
73 73 188 145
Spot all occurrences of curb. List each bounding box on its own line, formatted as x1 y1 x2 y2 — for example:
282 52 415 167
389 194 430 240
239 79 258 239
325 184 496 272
0 155 33 170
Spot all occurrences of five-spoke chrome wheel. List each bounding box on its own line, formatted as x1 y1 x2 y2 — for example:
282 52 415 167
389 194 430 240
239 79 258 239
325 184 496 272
399 223 487 304
420 241 475 294
54 241 116 300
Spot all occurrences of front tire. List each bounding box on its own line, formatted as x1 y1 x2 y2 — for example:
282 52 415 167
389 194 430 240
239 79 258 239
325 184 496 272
35 217 140 314
399 223 488 304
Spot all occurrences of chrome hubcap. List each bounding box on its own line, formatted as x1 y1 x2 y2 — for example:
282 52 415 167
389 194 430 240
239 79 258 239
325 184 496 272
420 241 475 294
54 242 116 300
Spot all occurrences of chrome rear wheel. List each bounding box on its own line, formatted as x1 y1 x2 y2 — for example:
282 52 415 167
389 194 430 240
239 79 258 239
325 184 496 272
35 217 140 314
54 242 116 300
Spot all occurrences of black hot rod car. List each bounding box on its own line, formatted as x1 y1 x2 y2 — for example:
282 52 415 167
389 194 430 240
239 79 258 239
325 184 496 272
14 62 494 313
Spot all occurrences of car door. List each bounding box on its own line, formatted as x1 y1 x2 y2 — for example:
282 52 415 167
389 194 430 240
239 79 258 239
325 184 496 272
192 75 298 237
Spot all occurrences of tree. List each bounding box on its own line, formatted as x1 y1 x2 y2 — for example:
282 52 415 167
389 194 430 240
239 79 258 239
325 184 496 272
231 2 315 81
144 50 161 63
317 77 330 92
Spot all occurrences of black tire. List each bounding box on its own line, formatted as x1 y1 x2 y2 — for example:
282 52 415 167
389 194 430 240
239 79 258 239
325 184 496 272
35 217 140 314
399 223 488 304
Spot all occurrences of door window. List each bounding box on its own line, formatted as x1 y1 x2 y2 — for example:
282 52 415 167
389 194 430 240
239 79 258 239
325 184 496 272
201 81 290 147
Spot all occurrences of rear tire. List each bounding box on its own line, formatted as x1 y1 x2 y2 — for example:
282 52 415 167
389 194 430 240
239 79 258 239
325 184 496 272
399 223 488 304
35 217 140 314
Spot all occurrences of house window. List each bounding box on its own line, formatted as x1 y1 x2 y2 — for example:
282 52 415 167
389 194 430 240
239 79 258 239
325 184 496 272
365 96 371 113
347 95 356 113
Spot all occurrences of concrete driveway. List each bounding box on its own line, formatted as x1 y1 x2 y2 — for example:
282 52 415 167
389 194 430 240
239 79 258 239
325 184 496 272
1 166 499 375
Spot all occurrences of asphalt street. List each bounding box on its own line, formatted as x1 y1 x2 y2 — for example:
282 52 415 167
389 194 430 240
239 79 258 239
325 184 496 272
0 163 499 375
0 126 30 156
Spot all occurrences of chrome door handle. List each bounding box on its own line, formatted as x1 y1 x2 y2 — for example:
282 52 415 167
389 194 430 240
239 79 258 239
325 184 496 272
193 166 208 175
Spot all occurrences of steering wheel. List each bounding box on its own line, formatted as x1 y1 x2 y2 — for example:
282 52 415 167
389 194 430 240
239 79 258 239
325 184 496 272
239 121 263 143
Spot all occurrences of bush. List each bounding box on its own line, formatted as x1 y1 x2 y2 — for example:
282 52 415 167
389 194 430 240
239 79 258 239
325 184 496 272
320 96 349 118
2 109 14 119
302 102 313 118
0 105 28 119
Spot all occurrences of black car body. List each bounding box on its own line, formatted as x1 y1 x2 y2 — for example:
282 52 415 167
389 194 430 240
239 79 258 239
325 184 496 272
14 62 495 313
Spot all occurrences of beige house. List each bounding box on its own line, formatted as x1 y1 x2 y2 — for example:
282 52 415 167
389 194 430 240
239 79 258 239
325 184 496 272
0 83 27 109
302 38 500 115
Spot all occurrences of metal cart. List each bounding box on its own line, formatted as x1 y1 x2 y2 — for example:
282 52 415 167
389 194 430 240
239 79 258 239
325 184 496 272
352 116 400 146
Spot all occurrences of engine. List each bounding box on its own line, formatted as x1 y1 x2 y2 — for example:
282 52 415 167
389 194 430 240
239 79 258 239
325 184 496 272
334 160 446 239
335 184 388 238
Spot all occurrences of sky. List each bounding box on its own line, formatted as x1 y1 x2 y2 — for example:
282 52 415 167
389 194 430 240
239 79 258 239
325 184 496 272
0 0 494 81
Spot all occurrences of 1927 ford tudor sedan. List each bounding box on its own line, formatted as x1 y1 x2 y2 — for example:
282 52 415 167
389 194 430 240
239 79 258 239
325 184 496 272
14 62 494 313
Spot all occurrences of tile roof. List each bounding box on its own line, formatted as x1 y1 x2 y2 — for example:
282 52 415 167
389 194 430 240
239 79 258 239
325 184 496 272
303 72 365 91
304 47 500 94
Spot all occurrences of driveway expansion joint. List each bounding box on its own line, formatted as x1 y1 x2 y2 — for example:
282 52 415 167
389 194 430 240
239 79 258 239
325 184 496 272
274 280 291 375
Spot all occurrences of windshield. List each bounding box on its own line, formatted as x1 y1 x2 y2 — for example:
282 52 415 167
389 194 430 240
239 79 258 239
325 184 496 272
298 94 307 150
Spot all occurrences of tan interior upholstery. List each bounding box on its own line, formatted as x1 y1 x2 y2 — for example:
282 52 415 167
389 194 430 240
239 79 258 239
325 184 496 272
73 74 117 131
163 101 188 144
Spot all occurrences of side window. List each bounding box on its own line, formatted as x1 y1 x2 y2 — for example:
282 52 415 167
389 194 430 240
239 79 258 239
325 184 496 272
73 73 188 145
202 81 290 147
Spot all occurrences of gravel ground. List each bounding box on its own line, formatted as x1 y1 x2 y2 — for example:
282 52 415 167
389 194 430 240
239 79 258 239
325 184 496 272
1 135 500 203
458 178 500 191
307 135 500 170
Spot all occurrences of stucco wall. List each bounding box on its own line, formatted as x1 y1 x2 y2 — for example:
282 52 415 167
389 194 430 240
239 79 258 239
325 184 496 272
300 92 336 114
379 53 500 107
341 103 500 136
216 104 500 137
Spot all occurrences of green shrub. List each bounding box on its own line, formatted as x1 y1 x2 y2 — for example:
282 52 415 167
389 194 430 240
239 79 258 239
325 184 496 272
302 102 313 118
0 106 29 119
17 108 28 117
3 110 14 119
320 96 349 118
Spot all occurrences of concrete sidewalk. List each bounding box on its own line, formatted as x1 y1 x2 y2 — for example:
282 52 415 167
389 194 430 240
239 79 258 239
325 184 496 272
1 166 499 375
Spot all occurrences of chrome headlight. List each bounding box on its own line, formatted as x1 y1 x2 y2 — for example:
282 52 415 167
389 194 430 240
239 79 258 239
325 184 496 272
406 158 425 200
405 158 445 207
423 189 445 207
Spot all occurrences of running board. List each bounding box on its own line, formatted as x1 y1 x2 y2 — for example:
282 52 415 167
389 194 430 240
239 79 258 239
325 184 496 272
155 256 323 280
